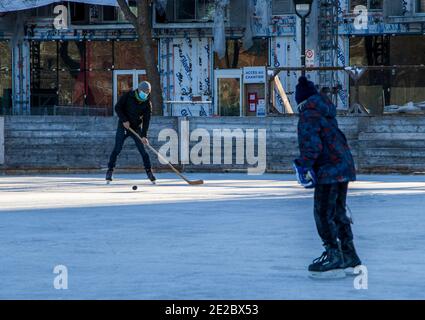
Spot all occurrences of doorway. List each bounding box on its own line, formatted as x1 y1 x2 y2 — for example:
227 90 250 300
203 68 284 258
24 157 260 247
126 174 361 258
214 69 243 116
112 70 147 107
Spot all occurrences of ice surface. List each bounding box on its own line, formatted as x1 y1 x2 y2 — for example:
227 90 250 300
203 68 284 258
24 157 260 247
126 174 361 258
0 173 425 299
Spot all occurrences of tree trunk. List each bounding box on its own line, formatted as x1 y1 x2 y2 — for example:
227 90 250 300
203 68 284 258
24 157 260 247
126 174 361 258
136 1 163 116
117 0 164 115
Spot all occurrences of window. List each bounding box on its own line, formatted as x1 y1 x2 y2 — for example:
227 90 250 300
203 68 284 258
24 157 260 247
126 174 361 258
0 41 12 115
59 41 86 106
28 39 155 115
87 41 113 71
102 5 118 21
214 39 268 69
69 2 138 24
176 0 196 20
114 40 158 69
86 71 112 110
417 0 425 13
350 0 382 11
349 35 425 114
116 1 138 22
34 4 53 17
30 41 59 112
157 0 216 22
272 0 294 14
369 0 383 10
197 0 215 21
102 2 137 23
350 0 366 10
70 2 89 24
176 0 215 21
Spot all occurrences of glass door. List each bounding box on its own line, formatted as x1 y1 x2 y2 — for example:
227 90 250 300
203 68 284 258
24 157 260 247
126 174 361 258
112 70 147 107
214 69 243 116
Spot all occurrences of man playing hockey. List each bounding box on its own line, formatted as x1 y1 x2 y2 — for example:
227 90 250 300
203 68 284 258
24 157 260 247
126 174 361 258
293 76 361 278
106 81 156 184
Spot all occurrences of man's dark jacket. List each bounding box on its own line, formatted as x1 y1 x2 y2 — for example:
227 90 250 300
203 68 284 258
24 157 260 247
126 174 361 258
295 93 356 184
115 90 152 138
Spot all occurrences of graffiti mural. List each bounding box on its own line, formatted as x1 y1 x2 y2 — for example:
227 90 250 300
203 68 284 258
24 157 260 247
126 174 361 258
270 36 299 112
160 36 212 116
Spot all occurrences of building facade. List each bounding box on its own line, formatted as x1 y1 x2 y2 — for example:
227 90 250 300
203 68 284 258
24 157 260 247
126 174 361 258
1 0 425 117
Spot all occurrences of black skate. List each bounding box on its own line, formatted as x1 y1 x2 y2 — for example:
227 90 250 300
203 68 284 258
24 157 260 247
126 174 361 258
146 169 156 184
106 168 113 184
341 241 362 275
308 246 345 279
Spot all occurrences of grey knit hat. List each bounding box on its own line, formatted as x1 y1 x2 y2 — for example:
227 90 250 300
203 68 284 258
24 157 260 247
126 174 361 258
138 81 152 93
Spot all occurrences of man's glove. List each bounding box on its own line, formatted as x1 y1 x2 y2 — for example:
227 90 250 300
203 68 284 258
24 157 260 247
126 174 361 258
293 160 317 189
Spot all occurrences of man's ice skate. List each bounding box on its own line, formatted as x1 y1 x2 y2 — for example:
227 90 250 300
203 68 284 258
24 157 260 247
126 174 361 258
146 169 156 184
105 168 113 184
308 246 346 279
341 241 362 275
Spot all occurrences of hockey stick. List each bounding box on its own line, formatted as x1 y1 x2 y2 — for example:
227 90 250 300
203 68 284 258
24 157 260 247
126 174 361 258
127 127 204 185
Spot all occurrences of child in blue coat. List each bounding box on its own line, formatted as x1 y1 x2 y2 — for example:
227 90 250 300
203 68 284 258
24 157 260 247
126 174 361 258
293 76 361 278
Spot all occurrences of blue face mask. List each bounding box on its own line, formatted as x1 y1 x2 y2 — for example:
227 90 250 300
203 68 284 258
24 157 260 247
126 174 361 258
138 90 149 101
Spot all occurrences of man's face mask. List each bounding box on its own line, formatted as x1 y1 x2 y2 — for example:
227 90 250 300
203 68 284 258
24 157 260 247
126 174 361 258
138 90 149 101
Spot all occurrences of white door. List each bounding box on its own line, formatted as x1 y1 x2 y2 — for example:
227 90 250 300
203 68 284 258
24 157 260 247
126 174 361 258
112 70 147 108
214 69 243 116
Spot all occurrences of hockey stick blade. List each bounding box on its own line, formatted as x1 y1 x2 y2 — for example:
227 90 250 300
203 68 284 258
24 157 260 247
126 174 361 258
188 179 204 185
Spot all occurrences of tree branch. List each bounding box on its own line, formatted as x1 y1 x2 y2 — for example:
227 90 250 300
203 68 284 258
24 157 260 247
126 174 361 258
117 0 138 26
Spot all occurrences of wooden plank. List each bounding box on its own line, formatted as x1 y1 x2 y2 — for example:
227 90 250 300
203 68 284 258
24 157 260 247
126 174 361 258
274 76 294 114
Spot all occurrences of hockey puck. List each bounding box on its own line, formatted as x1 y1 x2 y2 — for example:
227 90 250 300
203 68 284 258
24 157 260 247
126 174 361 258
132 185 138 191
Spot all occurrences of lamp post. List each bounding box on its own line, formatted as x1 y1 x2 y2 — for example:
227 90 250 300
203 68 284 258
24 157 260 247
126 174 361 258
293 0 313 76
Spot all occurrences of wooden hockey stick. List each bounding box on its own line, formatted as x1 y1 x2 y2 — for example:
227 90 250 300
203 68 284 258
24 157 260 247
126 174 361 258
127 127 204 185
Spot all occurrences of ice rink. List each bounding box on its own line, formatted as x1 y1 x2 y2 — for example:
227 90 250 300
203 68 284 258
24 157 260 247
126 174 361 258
0 173 424 299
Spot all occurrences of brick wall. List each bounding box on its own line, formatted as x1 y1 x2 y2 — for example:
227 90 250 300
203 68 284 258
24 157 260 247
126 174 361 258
1 115 425 174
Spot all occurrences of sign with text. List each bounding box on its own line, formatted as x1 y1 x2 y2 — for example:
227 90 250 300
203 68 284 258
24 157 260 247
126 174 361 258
243 67 266 84
256 99 266 117
305 49 315 67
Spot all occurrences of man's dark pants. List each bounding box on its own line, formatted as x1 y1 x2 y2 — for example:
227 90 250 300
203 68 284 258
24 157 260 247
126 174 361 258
313 182 353 249
108 121 151 170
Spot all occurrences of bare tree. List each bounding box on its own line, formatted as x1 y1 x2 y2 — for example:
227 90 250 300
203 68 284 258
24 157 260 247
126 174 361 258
116 0 163 115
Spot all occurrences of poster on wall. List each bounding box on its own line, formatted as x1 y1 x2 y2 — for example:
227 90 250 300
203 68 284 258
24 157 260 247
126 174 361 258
337 0 350 110
336 36 349 110
256 99 266 117
160 36 212 116
248 92 258 112
305 49 315 67
270 36 299 112
243 67 266 84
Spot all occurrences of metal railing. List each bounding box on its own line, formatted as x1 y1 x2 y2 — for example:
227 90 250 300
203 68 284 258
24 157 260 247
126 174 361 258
268 65 425 115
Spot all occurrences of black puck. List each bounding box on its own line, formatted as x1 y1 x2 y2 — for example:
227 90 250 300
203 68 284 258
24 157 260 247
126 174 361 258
132 185 138 191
